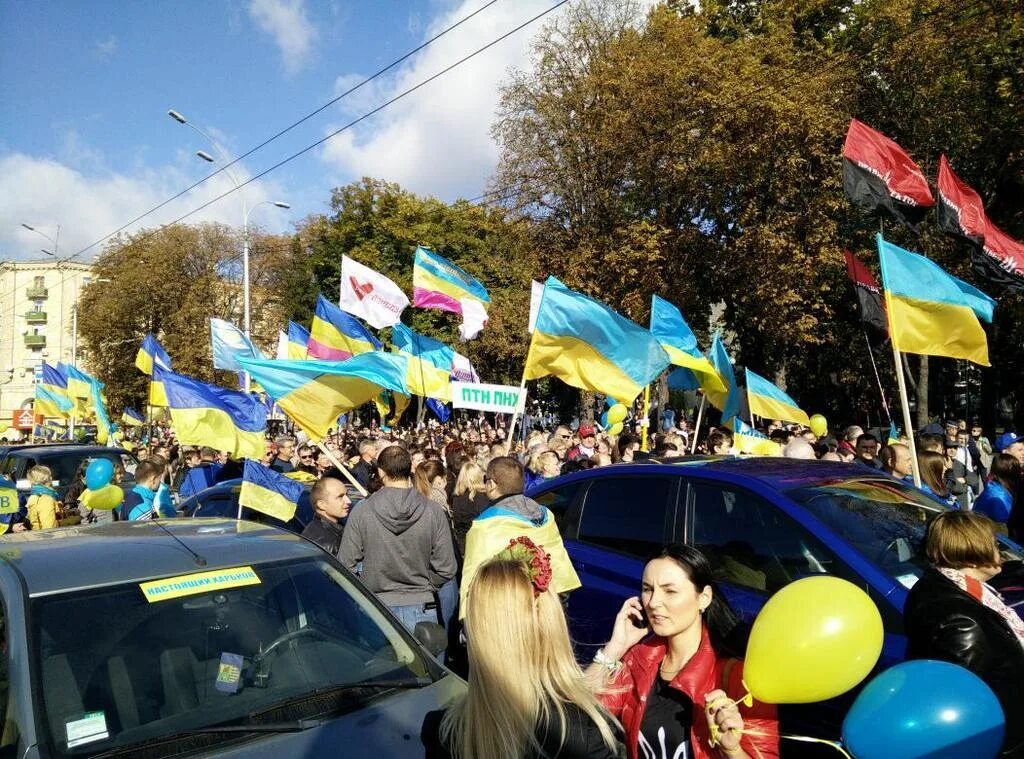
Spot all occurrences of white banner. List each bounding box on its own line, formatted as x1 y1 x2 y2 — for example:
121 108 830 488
339 255 410 329
451 382 526 413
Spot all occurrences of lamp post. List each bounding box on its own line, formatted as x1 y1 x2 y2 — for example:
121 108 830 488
20 223 60 259
167 110 288 390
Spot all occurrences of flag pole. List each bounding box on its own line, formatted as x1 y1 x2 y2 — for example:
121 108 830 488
863 331 894 426
504 372 528 455
640 385 651 452
690 395 706 454
891 342 921 487
316 440 369 497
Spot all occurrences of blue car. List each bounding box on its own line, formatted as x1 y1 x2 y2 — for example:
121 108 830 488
178 478 316 534
528 457 1022 745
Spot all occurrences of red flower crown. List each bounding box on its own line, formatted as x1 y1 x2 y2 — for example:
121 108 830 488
497 535 553 597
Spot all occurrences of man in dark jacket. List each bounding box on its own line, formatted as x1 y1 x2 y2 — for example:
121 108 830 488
177 447 223 499
301 477 350 556
352 438 380 492
339 445 456 634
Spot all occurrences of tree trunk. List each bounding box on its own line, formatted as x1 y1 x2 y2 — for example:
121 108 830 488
915 355 930 428
581 391 596 423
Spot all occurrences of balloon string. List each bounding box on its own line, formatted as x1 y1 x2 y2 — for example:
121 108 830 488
742 729 852 759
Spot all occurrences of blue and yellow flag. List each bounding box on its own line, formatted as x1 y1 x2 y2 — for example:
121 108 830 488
308 294 381 360
287 321 310 360
391 324 453 402
34 383 72 419
240 352 409 441
412 246 490 315
156 367 267 459
524 277 670 404
705 335 741 425
60 362 94 400
40 363 73 409
239 459 303 522
135 334 172 376
650 296 726 395
121 408 145 427
211 318 265 372
88 377 115 445
727 418 782 456
745 369 810 426
877 234 995 366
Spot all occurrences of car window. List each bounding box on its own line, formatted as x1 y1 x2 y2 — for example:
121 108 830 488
33 558 430 756
0 459 15 479
195 494 235 518
578 477 673 558
532 480 585 534
690 482 839 594
785 478 1023 587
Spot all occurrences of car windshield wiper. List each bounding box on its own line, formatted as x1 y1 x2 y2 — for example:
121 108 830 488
182 717 326 734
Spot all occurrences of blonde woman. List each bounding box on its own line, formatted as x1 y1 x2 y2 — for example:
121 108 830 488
26 465 72 530
423 538 623 759
451 461 488 556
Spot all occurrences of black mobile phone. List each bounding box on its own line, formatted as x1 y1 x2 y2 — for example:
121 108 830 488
631 608 649 629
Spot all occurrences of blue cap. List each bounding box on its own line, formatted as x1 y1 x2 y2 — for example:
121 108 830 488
995 432 1024 452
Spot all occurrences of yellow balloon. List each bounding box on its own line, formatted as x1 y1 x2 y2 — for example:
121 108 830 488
809 414 828 437
607 422 624 435
81 484 124 511
606 404 628 425
744 576 883 704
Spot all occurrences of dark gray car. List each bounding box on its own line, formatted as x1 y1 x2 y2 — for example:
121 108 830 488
0 520 463 757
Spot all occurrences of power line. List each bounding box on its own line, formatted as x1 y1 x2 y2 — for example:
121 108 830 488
46 0 503 267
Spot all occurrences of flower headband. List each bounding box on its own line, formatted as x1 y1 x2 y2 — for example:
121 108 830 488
496 535 553 597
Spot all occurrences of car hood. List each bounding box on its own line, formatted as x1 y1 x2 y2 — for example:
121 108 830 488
209 674 465 757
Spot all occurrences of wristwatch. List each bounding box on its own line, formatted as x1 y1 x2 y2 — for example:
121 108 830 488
593 648 622 674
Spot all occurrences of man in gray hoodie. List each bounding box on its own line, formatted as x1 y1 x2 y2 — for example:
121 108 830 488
339 445 457 635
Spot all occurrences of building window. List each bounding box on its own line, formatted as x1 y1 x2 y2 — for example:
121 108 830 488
33 276 44 289
33 300 43 311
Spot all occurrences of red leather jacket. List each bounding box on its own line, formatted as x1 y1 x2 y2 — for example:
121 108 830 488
599 627 779 759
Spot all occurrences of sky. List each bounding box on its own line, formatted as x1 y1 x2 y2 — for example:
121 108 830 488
0 0 581 262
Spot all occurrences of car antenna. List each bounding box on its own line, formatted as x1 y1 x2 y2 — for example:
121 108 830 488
152 520 207 567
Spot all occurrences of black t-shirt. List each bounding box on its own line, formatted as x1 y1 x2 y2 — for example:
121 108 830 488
639 677 693 759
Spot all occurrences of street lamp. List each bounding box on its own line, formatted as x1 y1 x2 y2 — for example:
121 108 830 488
20 223 60 258
167 108 289 390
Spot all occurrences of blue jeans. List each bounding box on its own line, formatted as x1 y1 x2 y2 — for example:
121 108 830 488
388 601 444 662
437 579 459 635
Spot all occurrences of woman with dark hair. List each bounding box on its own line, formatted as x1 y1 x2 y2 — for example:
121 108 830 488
918 449 955 506
588 544 778 759
974 453 1020 526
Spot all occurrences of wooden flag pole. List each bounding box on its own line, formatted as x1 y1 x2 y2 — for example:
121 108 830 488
504 373 529 455
891 341 921 487
317 441 369 497
690 395 706 454
640 385 651 452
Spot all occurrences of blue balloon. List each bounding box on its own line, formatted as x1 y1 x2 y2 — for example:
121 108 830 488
600 411 609 428
842 660 1005 759
85 458 115 491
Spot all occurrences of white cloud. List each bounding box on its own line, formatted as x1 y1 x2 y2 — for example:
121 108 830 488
247 0 317 75
95 35 117 59
318 0 658 201
0 151 291 263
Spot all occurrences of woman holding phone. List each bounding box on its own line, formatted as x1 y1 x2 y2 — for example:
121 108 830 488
587 544 779 759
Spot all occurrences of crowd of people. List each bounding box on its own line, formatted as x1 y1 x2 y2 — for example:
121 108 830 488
2 406 1024 757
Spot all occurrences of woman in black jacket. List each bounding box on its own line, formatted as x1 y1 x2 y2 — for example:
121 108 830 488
905 511 1024 756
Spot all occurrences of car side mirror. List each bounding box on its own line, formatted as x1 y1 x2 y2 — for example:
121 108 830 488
413 621 447 656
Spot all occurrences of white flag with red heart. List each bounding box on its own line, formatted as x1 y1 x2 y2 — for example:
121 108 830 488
339 255 410 329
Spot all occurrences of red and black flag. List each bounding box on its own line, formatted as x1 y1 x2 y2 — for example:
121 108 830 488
843 248 888 338
842 119 934 232
937 154 1024 293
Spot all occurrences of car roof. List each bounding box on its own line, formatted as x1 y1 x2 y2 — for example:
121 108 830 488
544 457 892 491
4 445 131 457
0 519 323 596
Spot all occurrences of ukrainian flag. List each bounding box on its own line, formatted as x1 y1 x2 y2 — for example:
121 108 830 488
524 277 669 405
60 362 94 400
135 333 172 376
650 296 726 395
122 408 145 427
287 321 310 360
745 369 810 426
391 324 454 402
308 294 381 360
705 335 741 424
240 352 409 441
877 234 995 366
40 362 73 408
35 383 72 419
239 459 303 522
728 418 782 456
412 246 490 315
88 377 114 445
211 318 265 372
156 367 267 459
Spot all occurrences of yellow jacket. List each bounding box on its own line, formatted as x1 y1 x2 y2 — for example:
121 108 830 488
27 493 58 530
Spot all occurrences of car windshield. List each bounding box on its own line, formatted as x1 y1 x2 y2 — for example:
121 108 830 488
786 478 1023 587
33 557 431 755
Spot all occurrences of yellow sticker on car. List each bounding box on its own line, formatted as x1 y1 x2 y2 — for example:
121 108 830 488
139 566 261 603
